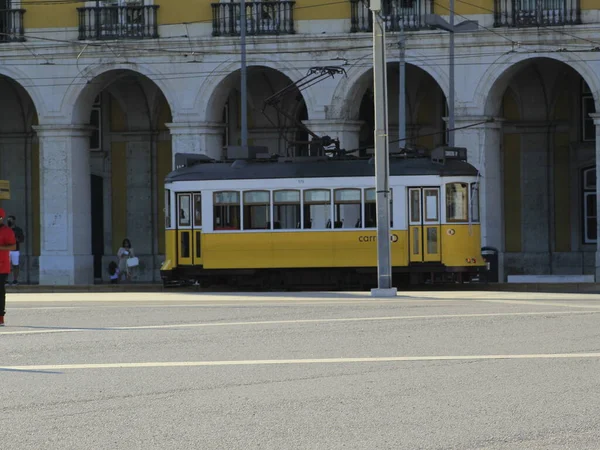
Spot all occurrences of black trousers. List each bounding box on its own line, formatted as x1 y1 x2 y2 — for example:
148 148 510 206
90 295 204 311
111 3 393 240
0 273 6 316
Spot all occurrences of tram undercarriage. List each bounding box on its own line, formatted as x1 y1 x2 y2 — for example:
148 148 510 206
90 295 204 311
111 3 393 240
162 265 482 290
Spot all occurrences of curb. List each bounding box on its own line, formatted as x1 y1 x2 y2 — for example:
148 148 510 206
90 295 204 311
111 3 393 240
6 283 600 294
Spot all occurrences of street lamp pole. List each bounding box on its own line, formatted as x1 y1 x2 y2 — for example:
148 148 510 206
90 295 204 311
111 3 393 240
448 0 455 146
424 12 478 147
240 0 248 148
398 10 406 149
370 0 397 297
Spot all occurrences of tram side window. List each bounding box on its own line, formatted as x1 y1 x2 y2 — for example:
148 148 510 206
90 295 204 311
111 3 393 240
243 191 270 230
364 188 393 228
214 191 240 230
273 190 300 229
194 193 202 227
335 189 361 228
365 189 376 228
446 183 469 222
165 189 171 228
304 189 331 229
470 183 480 223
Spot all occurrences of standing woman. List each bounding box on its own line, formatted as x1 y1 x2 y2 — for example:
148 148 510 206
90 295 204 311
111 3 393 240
0 209 16 326
117 238 136 281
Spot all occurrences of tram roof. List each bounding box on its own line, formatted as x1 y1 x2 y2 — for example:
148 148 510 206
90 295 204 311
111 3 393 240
165 156 479 183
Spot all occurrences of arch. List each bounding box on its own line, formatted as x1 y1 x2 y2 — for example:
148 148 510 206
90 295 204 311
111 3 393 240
329 58 449 120
62 62 179 124
194 58 319 123
476 52 600 116
0 66 46 119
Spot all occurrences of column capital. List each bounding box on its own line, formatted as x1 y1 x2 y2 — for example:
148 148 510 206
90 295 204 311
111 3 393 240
589 113 600 125
165 121 225 136
33 124 94 138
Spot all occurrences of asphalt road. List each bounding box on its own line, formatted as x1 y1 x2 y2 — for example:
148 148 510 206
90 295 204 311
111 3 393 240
2 291 600 450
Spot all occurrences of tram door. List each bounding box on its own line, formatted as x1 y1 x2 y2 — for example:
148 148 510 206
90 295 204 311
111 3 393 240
176 192 203 266
408 187 441 263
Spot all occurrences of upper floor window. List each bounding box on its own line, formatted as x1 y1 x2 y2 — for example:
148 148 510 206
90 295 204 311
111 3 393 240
211 0 296 37
493 0 581 28
0 1 25 43
350 0 432 33
582 80 596 142
78 0 159 40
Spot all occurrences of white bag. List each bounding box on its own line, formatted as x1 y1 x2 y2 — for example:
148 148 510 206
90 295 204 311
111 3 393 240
127 257 139 268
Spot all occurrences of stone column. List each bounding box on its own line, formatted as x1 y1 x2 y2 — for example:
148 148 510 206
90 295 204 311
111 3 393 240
166 121 226 162
592 114 600 281
453 116 504 280
515 124 551 258
33 124 94 285
302 119 364 153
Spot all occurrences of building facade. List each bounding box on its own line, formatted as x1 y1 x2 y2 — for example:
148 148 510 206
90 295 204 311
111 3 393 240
0 0 599 284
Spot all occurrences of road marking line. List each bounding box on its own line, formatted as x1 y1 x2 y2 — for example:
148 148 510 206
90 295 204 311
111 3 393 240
8 296 455 304
472 299 600 309
0 329 87 335
8 299 458 309
4 352 600 371
1 310 598 336
11 307 88 311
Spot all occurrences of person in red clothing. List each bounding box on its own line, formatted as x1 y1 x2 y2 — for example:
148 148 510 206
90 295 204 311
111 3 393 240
0 208 17 326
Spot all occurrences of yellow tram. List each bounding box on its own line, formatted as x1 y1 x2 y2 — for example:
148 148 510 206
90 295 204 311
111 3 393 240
160 148 486 288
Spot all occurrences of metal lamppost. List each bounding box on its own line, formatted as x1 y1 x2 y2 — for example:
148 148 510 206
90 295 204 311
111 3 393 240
398 10 406 150
240 0 249 149
370 0 397 297
425 4 478 146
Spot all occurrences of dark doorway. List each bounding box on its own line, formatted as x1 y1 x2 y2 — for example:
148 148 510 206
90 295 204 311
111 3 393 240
90 175 104 281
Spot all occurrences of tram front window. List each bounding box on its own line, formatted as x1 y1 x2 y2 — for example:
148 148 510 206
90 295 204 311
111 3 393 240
165 189 171 228
470 183 480 223
446 183 469 222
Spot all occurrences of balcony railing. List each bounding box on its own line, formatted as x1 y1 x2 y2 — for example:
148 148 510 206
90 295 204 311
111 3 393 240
211 1 295 36
350 0 434 32
0 9 25 42
77 5 159 40
494 0 580 27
